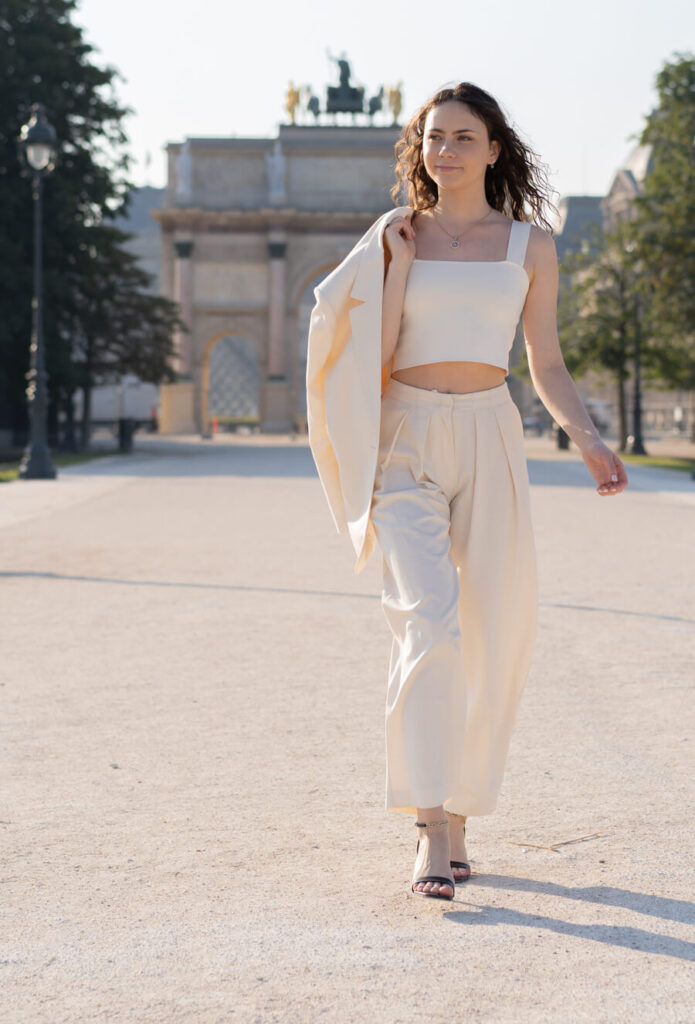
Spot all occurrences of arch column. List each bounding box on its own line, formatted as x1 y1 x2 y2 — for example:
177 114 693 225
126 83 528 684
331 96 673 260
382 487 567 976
174 237 197 430
262 231 291 431
173 238 194 376
159 237 196 434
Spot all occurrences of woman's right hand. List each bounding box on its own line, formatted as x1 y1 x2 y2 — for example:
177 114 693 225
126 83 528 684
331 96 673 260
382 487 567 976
384 213 417 265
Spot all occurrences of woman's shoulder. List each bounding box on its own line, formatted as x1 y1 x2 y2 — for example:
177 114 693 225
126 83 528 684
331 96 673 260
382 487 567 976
522 221 558 286
527 221 557 256
504 214 553 238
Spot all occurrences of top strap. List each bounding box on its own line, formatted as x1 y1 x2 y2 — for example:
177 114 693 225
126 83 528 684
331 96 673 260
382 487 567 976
505 220 531 267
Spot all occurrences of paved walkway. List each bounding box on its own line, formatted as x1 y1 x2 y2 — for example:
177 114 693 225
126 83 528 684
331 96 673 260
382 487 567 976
1 433 693 1023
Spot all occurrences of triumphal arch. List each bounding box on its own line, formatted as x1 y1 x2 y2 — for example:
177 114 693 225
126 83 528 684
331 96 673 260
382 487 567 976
153 60 408 434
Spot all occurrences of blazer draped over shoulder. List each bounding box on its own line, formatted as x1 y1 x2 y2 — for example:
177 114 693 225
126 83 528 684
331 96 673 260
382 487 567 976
305 204 413 575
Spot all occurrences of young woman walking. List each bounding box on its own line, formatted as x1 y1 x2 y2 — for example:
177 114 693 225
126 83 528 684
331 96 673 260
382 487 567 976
369 82 628 900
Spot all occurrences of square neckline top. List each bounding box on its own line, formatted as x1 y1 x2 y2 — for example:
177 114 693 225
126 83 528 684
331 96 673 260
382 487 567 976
410 217 530 282
390 218 532 375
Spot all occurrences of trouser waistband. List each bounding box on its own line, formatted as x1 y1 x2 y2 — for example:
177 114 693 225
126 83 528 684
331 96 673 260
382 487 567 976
383 376 511 409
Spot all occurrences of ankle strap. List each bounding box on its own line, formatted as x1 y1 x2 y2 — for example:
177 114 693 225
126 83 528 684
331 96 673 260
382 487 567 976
415 818 448 828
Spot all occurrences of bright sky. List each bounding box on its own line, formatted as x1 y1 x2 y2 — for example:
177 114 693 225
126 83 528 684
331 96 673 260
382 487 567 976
73 0 693 203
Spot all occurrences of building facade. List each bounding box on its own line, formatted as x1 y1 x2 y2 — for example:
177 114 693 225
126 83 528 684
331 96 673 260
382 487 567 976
152 125 405 434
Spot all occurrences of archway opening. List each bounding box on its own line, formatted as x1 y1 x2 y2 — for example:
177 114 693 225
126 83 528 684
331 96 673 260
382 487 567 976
204 335 260 432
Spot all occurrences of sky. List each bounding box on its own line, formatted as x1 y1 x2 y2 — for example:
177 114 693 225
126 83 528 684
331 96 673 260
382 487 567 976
72 0 694 203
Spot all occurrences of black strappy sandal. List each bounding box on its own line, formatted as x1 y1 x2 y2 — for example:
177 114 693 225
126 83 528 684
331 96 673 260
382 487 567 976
446 811 471 884
411 819 455 901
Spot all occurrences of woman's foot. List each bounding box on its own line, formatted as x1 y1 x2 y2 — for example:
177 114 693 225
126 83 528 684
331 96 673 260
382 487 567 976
446 810 471 882
411 816 455 899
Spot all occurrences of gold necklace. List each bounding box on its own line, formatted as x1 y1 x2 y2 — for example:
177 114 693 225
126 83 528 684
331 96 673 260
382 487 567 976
432 207 494 249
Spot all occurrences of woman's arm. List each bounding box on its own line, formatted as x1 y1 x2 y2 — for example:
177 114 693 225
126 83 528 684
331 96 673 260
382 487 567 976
522 227 628 496
381 255 412 368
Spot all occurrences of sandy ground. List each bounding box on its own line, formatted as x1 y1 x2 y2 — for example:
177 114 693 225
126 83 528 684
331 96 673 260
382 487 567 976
1 432 694 1023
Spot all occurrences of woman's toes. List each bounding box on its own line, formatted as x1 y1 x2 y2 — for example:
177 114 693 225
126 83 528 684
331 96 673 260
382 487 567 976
413 879 453 895
433 881 451 896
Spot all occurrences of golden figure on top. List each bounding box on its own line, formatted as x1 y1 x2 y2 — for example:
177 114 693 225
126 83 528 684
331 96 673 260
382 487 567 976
285 81 301 124
387 82 403 124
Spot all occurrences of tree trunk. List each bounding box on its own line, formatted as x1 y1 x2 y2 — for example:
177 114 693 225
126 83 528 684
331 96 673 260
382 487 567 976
617 375 628 451
47 389 60 450
61 389 78 452
557 426 570 450
81 385 92 450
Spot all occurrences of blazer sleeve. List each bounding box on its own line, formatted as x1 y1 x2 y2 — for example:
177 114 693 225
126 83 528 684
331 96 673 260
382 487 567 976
305 291 349 535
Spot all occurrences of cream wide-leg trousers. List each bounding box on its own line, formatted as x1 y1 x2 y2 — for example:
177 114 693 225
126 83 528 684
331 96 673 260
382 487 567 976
370 376 538 817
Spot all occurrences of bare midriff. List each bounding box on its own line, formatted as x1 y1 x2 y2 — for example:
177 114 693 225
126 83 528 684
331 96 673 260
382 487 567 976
391 360 507 394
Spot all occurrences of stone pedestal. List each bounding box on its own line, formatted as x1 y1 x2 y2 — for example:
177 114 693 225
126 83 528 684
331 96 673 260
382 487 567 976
159 381 196 434
261 376 290 432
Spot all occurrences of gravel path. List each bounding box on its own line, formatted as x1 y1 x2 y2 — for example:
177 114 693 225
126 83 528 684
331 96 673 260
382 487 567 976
1 434 693 1023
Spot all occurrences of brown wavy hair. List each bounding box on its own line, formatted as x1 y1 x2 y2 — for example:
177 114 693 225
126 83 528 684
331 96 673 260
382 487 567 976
389 82 559 233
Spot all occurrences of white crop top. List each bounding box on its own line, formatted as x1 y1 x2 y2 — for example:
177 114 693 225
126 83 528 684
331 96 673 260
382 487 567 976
392 219 531 373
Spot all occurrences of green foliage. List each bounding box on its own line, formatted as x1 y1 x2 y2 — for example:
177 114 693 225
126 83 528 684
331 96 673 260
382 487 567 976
547 52 695 450
0 0 181 439
624 52 695 389
69 223 179 386
557 222 633 382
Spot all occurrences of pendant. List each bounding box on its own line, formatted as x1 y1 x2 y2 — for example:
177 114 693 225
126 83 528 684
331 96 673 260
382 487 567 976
449 239 461 248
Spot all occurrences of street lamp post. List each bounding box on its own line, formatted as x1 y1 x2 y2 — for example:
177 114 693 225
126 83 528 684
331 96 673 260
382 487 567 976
16 103 58 479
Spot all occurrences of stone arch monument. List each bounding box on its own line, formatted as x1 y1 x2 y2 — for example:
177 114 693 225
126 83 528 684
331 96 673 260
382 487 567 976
153 119 405 434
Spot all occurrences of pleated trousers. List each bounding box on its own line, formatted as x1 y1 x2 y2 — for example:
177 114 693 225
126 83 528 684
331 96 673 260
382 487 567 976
370 376 538 816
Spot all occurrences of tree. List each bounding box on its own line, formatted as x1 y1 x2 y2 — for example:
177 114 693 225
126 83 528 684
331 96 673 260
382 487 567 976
68 224 181 448
515 53 695 448
624 52 695 438
554 221 666 453
0 0 181 448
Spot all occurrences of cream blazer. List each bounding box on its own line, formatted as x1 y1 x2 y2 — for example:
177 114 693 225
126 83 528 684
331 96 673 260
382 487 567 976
306 204 414 575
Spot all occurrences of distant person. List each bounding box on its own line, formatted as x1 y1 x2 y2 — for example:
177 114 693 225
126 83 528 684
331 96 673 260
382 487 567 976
307 81 628 902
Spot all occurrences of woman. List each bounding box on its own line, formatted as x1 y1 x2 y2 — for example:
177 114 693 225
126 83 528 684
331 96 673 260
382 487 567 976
368 82 628 901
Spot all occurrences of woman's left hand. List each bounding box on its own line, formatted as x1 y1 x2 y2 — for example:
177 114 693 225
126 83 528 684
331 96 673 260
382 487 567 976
581 439 629 496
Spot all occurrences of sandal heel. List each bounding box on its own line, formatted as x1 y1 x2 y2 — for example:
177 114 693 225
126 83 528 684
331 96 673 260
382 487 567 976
446 811 471 883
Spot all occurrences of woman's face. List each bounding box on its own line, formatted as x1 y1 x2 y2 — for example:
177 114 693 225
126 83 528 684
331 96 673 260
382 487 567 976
422 100 500 190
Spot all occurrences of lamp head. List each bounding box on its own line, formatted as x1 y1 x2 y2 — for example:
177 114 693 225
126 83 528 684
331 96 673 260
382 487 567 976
18 103 58 173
